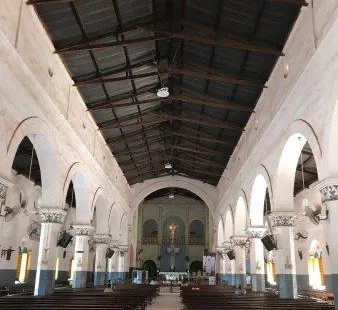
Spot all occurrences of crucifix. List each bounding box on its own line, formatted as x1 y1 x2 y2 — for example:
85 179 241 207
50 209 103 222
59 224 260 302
168 223 177 271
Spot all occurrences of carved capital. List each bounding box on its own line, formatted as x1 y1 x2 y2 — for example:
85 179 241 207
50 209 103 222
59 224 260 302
269 212 295 227
94 234 111 244
39 208 67 224
231 235 249 247
222 241 233 251
118 245 128 257
72 224 94 236
247 227 266 239
313 178 338 203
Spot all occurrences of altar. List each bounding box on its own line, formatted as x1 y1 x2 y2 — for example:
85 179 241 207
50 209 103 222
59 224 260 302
159 272 188 282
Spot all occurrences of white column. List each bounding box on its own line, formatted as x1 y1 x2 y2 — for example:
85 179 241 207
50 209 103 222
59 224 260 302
317 180 338 306
93 234 110 286
222 242 235 285
270 212 297 299
71 224 93 289
34 208 66 295
248 227 266 292
117 246 128 282
232 236 247 288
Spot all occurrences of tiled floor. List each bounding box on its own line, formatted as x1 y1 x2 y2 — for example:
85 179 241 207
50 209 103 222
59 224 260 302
147 292 183 310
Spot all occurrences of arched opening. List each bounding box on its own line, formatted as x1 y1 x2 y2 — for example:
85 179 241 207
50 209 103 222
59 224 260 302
143 219 159 245
308 240 325 290
135 187 208 273
142 260 157 278
275 134 319 210
234 196 247 235
189 220 204 245
217 219 225 246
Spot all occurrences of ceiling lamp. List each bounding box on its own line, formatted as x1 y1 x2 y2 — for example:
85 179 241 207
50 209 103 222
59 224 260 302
169 193 175 199
165 162 172 169
157 87 169 98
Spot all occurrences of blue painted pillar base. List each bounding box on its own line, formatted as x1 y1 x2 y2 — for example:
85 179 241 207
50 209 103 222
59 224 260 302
325 274 333 292
72 271 87 289
116 272 128 283
331 274 338 307
94 272 106 286
296 274 309 291
35 270 55 295
234 274 246 288
251 274 265 292
107 272 117 281
277 274 297 299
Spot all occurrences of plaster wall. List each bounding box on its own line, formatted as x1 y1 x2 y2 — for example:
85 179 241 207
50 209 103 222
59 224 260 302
0 1 130 222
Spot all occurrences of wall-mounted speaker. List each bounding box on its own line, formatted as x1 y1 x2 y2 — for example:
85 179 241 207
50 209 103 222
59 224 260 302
57 231 73 248
226 250 235 260
261 234 277 251
106 248 115 259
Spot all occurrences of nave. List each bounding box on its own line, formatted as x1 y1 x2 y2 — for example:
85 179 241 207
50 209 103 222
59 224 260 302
0 284 335 310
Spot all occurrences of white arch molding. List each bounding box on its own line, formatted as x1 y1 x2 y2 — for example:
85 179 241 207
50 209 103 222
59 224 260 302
234 195 248 235
91 188 109 234
274 120 322 211
129 175 218 224
6 116 61 205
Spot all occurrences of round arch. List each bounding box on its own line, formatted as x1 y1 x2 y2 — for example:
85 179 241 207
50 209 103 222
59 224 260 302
274 120 322 211
129 175 217 224
224 207 234 241
234 196 248 235
62 162 90 224
92 189 109 234
6 117 61 205
217 217 225 246
250 172 271 227
109 203 122 240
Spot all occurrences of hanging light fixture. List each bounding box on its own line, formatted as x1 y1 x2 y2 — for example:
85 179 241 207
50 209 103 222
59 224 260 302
169 188 175 199
164 162 172 169
157 87 169 98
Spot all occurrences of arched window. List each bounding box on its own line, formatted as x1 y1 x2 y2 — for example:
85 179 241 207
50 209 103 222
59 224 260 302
142 219 158 245
189 220 204 245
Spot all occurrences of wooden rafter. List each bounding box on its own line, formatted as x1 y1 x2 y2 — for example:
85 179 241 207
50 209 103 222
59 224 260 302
28 0 308 6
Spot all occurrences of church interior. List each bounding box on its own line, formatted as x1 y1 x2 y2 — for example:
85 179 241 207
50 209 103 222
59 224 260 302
0 0 337 309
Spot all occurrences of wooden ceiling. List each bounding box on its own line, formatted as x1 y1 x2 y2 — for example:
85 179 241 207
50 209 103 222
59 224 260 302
28 0 305 185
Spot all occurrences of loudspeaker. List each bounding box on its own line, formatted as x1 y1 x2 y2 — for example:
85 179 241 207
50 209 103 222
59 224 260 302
261 234 277 251
106 248 115 259
226 250 235 260
57 231 73 248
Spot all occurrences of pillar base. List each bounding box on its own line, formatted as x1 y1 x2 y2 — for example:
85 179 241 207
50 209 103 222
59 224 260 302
296 274 309 291
94 272 106 286
72 271 88 289
234 274 246 288
251 274 265 292
277 274 297 299
34 270 55 295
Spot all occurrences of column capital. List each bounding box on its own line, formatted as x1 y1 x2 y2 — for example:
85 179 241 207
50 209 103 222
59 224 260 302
72 224 94 236
222 241 233 251
118 245 128 257
39 208 67 224
93 234 111 244
231 235 249 247
313 178 338 203
269 211 295 227
247 226 266 238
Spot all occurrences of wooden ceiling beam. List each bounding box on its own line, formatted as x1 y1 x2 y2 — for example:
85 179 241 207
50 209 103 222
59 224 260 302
88 83 160 108
28 0 307 6
90 94 252 113
55 31 282 56
56 35 170 53
74 58 157 85
75 68 264 88
151 112 243 131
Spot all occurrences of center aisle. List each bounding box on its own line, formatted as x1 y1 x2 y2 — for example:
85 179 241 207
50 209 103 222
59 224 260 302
147 292 182 310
